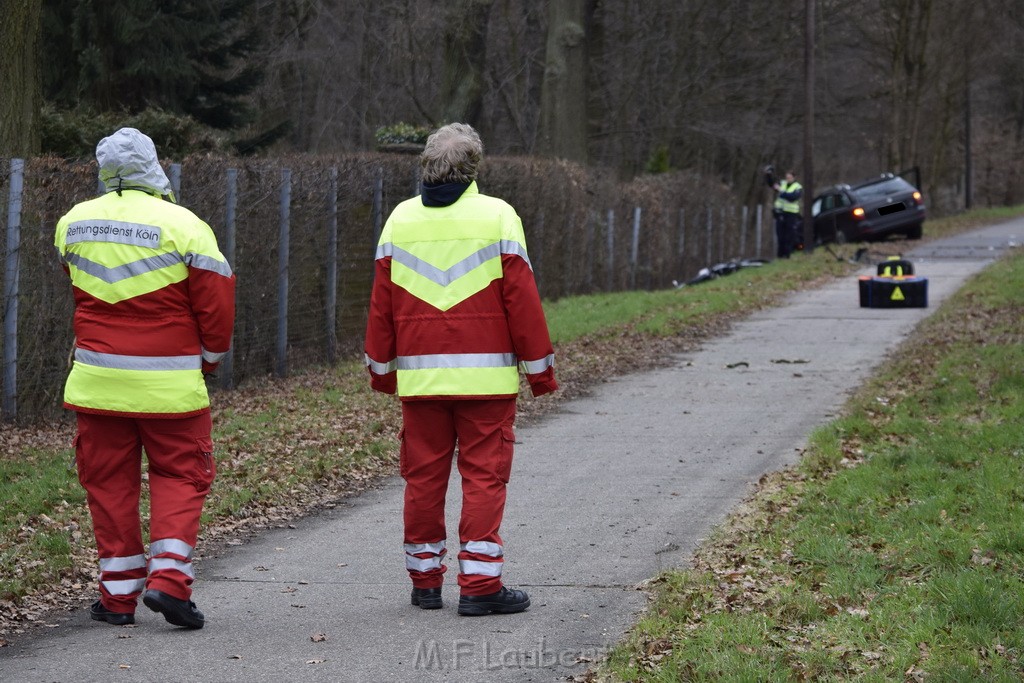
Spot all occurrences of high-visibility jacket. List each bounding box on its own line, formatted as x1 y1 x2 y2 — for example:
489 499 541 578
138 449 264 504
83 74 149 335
55 190 235 417
777 180 803 214
365 181 557 399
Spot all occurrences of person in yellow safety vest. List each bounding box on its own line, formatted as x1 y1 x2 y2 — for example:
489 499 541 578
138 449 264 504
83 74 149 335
364 123 558 616
54 128 236 629
773 170 803 258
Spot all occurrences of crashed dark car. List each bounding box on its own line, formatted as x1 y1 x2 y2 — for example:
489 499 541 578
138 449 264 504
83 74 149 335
812 173 926 244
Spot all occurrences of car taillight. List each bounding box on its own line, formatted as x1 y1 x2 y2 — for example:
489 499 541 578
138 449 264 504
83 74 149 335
912 191 922 204
853 207 866 219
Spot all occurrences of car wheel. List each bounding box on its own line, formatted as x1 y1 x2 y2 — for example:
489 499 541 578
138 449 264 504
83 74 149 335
906 223 923 240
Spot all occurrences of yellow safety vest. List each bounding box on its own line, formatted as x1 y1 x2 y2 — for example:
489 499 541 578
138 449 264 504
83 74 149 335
55 190 230 415
376 182 529 397
776 181 802 214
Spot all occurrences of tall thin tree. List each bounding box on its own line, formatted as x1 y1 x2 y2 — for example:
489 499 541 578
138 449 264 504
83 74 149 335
536 0 594 163
1 0 43 156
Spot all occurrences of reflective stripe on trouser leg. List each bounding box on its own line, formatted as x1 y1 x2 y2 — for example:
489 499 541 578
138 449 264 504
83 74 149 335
401 401 457 589
459 541 504 587
140 412 215 601
453 398 517 596
405 541 447 587
99 554 148 600
75 413 147 613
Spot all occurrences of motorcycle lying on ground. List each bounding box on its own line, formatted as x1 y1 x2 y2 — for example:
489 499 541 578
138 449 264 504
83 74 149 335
671 257 771 288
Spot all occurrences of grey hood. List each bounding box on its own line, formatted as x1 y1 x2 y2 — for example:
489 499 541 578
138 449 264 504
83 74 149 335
96 127 176 202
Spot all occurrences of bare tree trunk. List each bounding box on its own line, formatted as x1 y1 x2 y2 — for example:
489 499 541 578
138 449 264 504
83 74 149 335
0 0 42 156
537 0 594 163
440 0 494 125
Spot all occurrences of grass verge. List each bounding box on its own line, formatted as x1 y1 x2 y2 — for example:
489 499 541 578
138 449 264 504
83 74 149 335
0 207 1021 643
589 236 1024 680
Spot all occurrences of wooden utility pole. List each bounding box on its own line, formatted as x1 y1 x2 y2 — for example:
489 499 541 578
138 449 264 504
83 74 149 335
802 0 815 252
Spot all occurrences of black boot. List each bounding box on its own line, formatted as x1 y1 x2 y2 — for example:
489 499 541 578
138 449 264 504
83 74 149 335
410 587 443 610
90 600 135 626
142 589 205 629
457 586 530 616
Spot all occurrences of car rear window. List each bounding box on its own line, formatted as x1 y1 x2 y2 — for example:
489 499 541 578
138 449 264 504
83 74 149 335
853 178 914 199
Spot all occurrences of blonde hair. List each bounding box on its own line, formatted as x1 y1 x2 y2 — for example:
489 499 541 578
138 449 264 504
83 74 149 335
420 123 483 184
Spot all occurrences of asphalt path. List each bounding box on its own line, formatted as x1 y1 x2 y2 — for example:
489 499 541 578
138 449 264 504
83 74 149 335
2 220 1021 682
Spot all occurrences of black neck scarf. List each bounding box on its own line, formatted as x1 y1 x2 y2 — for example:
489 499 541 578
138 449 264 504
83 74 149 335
421 181 471 207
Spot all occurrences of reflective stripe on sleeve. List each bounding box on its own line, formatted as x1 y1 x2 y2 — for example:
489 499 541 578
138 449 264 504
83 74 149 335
201 348 227 364
99 554 148 572
397 353 516 370
461 541 503 557
148 557 196 579
150 538 195 560
75 349 201 372
103 577 147 595
519 354 554 374
365 353 397 374
63 251 183 284
185 252 233 277
458 559 503 577
499 239 533 270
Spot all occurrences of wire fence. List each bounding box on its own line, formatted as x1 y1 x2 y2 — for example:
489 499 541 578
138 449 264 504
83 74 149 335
1 153 774 422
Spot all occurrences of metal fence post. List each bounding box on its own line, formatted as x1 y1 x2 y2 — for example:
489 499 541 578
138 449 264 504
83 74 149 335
606 209 615 291
630 206 641 289
326 167 339 364
3 159 24 420
705 207 713 265
677 208 686 268
756 204 764 257
169 163 182 203
719 207 727 261
372 168 384 248
220 168 237 390
276 169 291 378
533 211 545 294
740 206 748 257
584 212 595 291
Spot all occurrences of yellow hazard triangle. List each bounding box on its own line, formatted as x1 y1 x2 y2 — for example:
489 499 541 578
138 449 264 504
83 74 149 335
891 286 905 301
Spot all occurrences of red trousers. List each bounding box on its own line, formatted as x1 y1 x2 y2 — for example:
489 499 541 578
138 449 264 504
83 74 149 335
75 411 215 615
400 398 516 596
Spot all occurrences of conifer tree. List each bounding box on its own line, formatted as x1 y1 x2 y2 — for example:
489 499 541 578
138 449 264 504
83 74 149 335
42 0 264 130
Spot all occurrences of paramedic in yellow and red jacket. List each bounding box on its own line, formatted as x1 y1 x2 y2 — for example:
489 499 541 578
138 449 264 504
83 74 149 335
54 127 235 630
364 123 557 616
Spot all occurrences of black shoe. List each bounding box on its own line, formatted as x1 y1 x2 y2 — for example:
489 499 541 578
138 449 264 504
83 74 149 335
142 589 205 629
410 587 443 610
457 586 530 616
90 600 135 626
